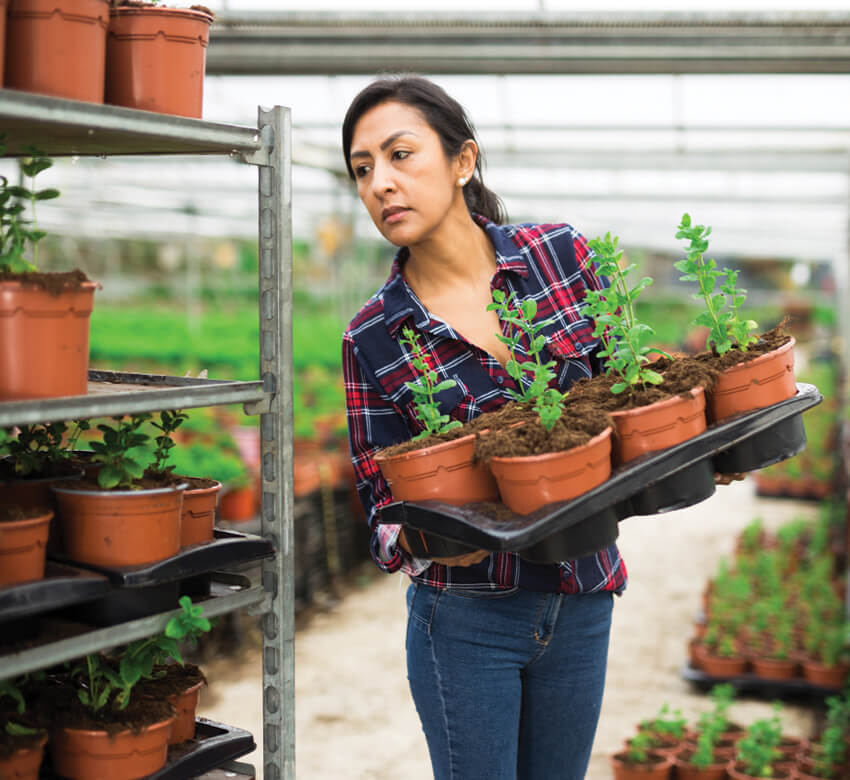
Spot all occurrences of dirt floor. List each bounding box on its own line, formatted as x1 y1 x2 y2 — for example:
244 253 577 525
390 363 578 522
198 478 825 779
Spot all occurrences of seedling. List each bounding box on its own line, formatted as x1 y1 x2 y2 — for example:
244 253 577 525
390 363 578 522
735 706 783 778
647 703 687 739
399 327 462 441
0 140 59 273
73 653 123 713
674 213 758 355
690 725 719 769
89 414 152 489
708 683 736 733
581 232 670 394
1 420 89 477
0 677 42 738
624 730 654 764
147 410 188 478
487 289 566 430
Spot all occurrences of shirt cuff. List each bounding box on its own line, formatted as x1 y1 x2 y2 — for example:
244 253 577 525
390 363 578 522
374 523 432 576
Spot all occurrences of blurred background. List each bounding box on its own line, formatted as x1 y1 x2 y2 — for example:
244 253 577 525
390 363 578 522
8 0 850 776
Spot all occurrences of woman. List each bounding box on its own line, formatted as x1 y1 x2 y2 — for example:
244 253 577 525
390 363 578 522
341 76 626 780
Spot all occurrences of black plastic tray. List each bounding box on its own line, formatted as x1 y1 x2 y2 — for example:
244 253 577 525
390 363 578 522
379 383 822 562
0 562 108 624
42 718 255 779
681 662 843 698
50 529 274 587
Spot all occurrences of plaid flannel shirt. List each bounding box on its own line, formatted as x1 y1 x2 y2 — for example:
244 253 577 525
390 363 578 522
342 216 627 595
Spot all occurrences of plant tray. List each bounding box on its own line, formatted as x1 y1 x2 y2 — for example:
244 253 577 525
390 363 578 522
50 529 274 587
379 383 822 562
40 718 255 779
681 662 843 698
0 562 108 624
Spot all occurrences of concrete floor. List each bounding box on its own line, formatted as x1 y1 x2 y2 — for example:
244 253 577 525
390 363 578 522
198 478 825 779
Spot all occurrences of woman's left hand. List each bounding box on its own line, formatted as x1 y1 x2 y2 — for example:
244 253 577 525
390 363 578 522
714 472 747 485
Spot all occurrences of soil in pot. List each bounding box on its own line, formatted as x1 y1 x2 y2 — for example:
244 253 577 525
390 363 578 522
0 730 47 780
176 476 221 546
134 662 206 745
0 506 52 586
611 751 673 780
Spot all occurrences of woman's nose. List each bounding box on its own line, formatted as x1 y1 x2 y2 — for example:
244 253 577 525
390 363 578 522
371 161 396 196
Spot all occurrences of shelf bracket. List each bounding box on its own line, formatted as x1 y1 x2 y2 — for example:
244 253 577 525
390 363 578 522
240 123 275 167
243 395 273 416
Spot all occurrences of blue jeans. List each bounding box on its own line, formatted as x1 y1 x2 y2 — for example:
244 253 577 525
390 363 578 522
405 583 613 780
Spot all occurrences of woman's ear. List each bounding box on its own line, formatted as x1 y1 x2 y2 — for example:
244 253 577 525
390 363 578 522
455 139 478 183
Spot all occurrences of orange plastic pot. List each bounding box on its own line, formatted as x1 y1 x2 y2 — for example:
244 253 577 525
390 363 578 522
488 427 613 515
727 762 793 780
0 510 51 586
50 717 174 780
751 657 798 681
218 483 256 523
708 338 796 422
374 434 499 506
180 479 221 547
167 679 204 745
52 484 184 567
671 749 728 780
801 658 849 688
610 387 706 465
105 5 213 117
0 281 98 401
4 0 108 102
697 650 749 677
0 733 47 780
611 752 673 780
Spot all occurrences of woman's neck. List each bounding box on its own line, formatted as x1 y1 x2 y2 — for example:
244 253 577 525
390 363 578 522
403 211 496 301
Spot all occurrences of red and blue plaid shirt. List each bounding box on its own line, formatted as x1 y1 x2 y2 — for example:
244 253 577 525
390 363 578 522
342 216 627 595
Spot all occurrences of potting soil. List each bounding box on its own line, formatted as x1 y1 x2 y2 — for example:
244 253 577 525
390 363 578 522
692 323 792 373
0 269 91 297
0 505 49 522
134 663 207 699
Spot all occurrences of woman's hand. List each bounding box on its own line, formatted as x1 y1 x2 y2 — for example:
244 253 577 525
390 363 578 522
714 472 747 485
399 529 490 567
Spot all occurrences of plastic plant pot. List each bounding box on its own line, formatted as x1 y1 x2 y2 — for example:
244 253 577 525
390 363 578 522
0 733 47 780
0 510 51 586
179 479 221 547
167 679 205 745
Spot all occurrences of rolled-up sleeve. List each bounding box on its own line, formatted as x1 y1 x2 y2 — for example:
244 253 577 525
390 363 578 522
342 331 431 576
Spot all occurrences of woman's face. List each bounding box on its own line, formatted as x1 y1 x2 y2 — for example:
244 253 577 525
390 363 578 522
348 100 470 247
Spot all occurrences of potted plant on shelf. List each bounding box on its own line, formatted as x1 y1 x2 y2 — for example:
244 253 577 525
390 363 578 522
578 231 710 464
105 0 215 117
0 676 48 780
750 613 798 681
611 730 674 780
0 145 99 401
675 213 796 422
51 414 187 567
800 618 849 688
49 651 176 780
474 289 613 514
374 325 498 508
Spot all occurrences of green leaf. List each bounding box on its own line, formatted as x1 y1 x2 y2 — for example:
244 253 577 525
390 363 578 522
431 379 457 393
641 369 664 385
97 465 122 489
520 298 537 321
611 382 627 394
34 188 60 201
506 360 522 381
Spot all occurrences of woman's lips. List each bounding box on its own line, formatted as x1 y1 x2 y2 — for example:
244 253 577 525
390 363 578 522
382 207 410 224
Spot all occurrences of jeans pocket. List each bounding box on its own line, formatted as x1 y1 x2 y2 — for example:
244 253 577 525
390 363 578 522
407 583 440 636
443 586 520 600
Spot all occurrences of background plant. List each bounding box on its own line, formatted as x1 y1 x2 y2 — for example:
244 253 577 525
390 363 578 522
1 420 90 477
582 232 669 394
147 410 188 479
90 414 152 489
487 289 566 430
399 326 462 441
735 707 783 777
674 213 759 355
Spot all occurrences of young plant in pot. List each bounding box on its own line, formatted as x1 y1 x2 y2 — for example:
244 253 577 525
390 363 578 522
675 213 796 422
50 414 187 567
117 596 211 745
49 651 176 780
635 703 688 758
0 144 99 401
729 708 786 780
106 0 215 117
673 713 730 780
750 613 798 681
579 231 710 465
798 695 848 779
611 729 673 780
801 618 849 688
473 289 613 515
0 676 48 780
374 326 499 508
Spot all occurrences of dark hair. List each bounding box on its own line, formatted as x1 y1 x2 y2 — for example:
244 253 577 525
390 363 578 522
341 76 507 225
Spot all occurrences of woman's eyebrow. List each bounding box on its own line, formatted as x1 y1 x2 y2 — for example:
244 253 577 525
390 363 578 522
350 130 418 160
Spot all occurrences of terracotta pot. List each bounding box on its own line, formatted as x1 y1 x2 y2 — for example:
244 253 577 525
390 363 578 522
0 281 98 401
488 427 612 515
800 659 848 688
648 736 682 760
105 5 213 117
50 716 174 780
672 748 729 780
179 478 221 546
4 0 108 102
708 338 796 422
52 483 184 567
611 751 673 779
218 483 256 523
0 510 51 586
796 755 843 780
727 763 793 780
778 735 808 762
697 651 749 677
609 387 706 464
375 434 499 506
167 679 204 745
0 733 47 780
751 657 798 681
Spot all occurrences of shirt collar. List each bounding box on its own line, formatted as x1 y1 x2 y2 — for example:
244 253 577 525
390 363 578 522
383 214 530 336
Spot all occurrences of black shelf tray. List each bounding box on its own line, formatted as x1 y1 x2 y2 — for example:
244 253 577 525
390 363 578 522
0 562 109 624
41 718 255 780
50 529 274 587
379 383 822 562
681 662 843 698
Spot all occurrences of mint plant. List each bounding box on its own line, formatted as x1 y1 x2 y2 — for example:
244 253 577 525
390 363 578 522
90 414 152 489
674 213 759 355
148 410 188 478
1 420 88 477
73 653 124 713
400 327 462 441
582 232 670 395
487 289 566 430
0 140 59 273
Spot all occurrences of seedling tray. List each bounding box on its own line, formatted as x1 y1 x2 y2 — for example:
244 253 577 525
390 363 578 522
681 662 842 699
380 383 822 562
0 562 108 624
42 718 255 779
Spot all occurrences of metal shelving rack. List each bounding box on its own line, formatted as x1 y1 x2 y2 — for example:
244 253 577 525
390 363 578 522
0 89 294 780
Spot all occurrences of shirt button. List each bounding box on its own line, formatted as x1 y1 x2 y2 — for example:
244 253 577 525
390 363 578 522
496 376 504 384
